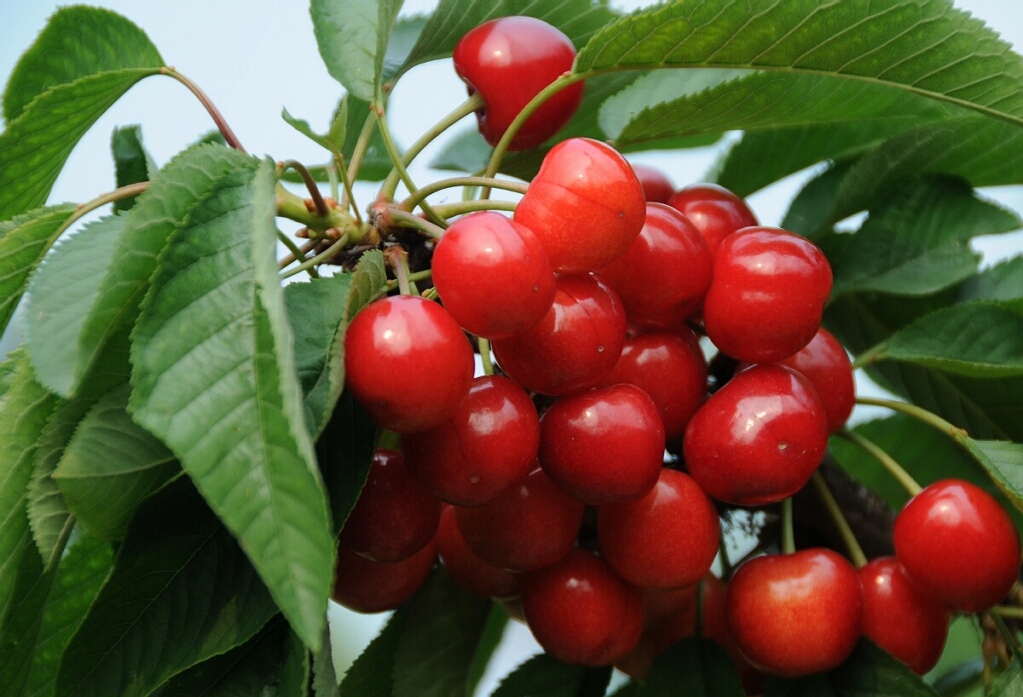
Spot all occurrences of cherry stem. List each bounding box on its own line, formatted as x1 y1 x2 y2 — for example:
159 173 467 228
384 269 433 291
988 612 1023 667
811 472 869 568
401 176 527 213
991 605 1023 620
431 200 517 218
345 115 378 203
279 160 328 216
279 234 348 280
278 239 318 270
835 429 923 497
478 338 495 376
64 183 150 235
781 497 795 555
385 247 417 296
277 231 318 278
851 341 888 370
275 185 367 241
387 209 447 240
162 67 246 152
380 93 485 201
333 155 363 226
371 100 445 227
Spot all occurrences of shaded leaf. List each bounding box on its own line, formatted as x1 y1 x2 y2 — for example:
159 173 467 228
961 439 1023 514
467 604 508 697
990 663 1023 697
317 390 377 536
283 105 345 156
637 638 743 696
311 0 404 102
0 534 53 697
430 127 492 174
337 607 406 697
781 162 853 238
312 624 339 697
111 125 156 212
764 641 938 696
492 653 611 697
956 256 1023 313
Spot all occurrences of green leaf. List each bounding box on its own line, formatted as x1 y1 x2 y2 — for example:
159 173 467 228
781 162 854 238
53 383 178 540
311 0 404 102
338 607 406 697
960 439 1023 514
430 127 492 174
316 390 377 535
830 178 1021 297
111 125 156 212
392 570 492 697
764 641 938 696
492 654 610 697
990 664 1023 697
575 1 1023 127
313 624 339 697
0 205 76 339
0 533 53 697
957 256 1023 313
637 638 743 696
467 604 508 697
340 95 395 182
129 154 334 650
282 104 346 156
55 478 279 697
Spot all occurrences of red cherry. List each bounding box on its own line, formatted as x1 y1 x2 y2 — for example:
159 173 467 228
454 467 584 572
331 540 436 614
600 203 713 329
598 469 719 589
776 327 855 433
452 17 583 150
894 479 1022 612
539 384 664 505
431 212 555 339
514 138 647 272
521 549 644 666
683 364 828 506
666 183 758 256
491 273 626 396
403 375 539 506
344 295 474 433
338 449 440 563
858 557 950 674
727 549 863 677
702 227 833 364
630 164 674 204
435 505 519 599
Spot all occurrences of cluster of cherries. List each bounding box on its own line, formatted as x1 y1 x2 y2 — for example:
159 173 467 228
333 14 1022 690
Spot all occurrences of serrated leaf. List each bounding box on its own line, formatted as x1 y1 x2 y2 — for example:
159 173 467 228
311 0 404 102
960 439 1023 514
492 654 609 697
781 162 854 238
764 641 938 696
467 604 508 697
393 570 491 697
0 532 53 697
111 125 156 212
313 624 339 697
637 638 743 697
956 256 1023 313
990 664 1023 697
55 478 278 697
283 106 344 156
129 154 334 649
53 383 178 540
337 607 406 697
0 205 76 339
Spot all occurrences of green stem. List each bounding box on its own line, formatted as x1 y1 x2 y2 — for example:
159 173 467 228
402 176 527 212
333 154 362 226
856 397 967 438
278 239 318 271
852 341 889 370
386 269 433 290
345 113 378 192
811 472 869 568
162 67 245 152
327 163 340 203
386 247 417 296
781 497 795 555
372 100 445 226
279 234 348 280
990 605 1023 620
478 338 495 376
387 209 446 240
431 200 517 217
279 160 328 216
57 182 150 239
989 613 1023 668
275 184 368 241
277 231 318 278
836 429 923 497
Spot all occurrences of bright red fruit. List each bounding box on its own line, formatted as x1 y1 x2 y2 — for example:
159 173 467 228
775 327 854 433
600 203 713 329
598 469 719 589
454 467 585 571
858 557 950 674
453 17 583 150
521 549 644 666
630 164 675 204
727 549 863 677
539 384 664 505
491 273 626 396
331 540 436 614
894 479 1022 612
344 295 474 432
666 183 758 256
403 375 539 506
338 449 440 563
598 328 707 440
514 138 647 272
683 364 828 506
431 212 555 338
702 227 832 364
436 505 519 599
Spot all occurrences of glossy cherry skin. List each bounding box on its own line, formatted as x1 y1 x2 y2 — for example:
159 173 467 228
683 364 828 506
858 557 950 674
491 273 626 396
600 203 713 329
703 227 832 364
453 17 583 151
338 449 440 563
514 138 647 272
344 295 474 432
598 328 707 440
454 467 585 572
435 505 520 599
727 549 863 677
599 469 720 589
630 164 675 204
894 479 1022 612
775 327 854 433
331 540 436 614
666 183 758 256
431 212 555 339
521 549 645 666
403 375 539 506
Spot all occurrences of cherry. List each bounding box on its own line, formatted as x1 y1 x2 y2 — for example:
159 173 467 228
597 328 707 440
894 479 1021 612
598 468 720 589
435 505 519 599
431 211 555 339
539 384 664 505
344 295 474 433
600 203 713 330
630 164 674 204
403 375 539 506
726 549 863 677
773 327 854 433
490 273 626 396
454 467 585 572
331 540 436 614
521 549 644 666
702 227 833 364
683 364 828 506
666 183 758 257
858 556 950 674
453 17 584 151
514 138 647 272
338 449 440 563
